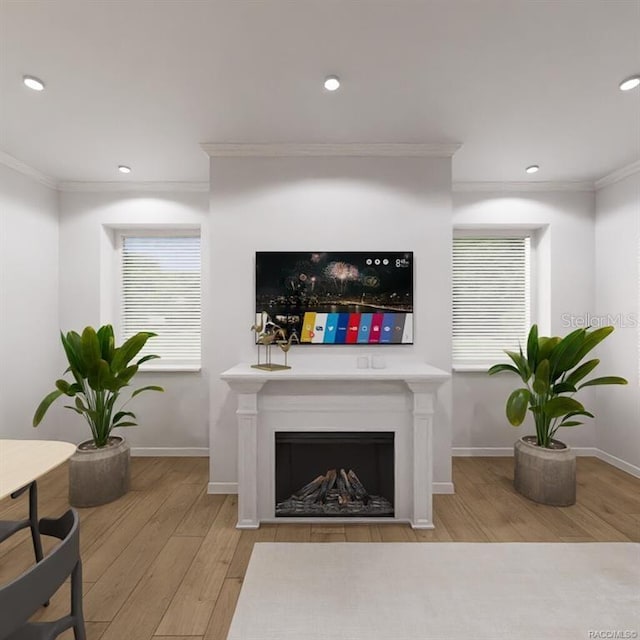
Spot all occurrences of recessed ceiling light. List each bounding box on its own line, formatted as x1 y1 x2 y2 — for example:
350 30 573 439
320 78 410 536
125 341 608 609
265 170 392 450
525 165 540 174
118 165 131 174
324 75 340 91
619 75 640 91
23 75 45 91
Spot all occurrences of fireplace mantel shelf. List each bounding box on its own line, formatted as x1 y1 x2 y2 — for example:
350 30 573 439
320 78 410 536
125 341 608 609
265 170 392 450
220 360 450 385
220 360 450 529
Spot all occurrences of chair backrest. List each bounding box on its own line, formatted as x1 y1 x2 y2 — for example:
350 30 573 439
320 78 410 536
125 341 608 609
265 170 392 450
0 509 80 639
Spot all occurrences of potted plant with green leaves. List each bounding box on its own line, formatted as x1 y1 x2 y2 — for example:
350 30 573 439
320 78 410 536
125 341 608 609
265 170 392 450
33 324 163 507
488 324 627 506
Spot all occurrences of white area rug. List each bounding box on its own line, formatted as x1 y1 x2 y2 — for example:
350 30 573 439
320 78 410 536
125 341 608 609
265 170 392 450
227 542 639 640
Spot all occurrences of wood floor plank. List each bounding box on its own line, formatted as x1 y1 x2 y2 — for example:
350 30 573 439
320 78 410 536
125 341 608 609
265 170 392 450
154 496 241 636
83 483 202 622
180 456 209 485
81 488 169 582
274 524 311 542
310 532 347 542
202 578 243 640
344 525 372 542
99 536 202 640
377 524 418 542
226 525 277 579
560 503 630 542
174 490 225 538
311 524 345 534
58 622 110 640
433 494 490 542
473 483 558 542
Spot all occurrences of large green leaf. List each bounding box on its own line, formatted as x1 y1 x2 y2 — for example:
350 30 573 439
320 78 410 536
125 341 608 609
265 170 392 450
136 354 160 366
578 376 628 389
55 379 78 396
131 385 164 398
61 330 87 378
506 388 530 426
33 389 64 426
97 324 115 363
526 324 539 371
81 326 102 371
87 359 112 391
569 326 615 368
115 364 139 387
549 328 586 380
505 351 531 382
552 382 577 394
532 359 550 394
564 359 600 387
562 409 595 421
537 336 561 363
111 332 156 373
113 410 136 423
487 363 521 376
543 396 585 418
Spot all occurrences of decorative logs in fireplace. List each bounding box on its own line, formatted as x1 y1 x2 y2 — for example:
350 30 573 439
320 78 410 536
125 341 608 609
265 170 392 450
276 468 394 517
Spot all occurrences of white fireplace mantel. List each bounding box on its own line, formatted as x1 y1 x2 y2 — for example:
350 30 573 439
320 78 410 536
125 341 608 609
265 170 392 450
220 360 450 529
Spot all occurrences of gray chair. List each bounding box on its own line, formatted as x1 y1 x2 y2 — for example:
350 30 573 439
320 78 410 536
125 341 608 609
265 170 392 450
0 509 85 640
0 481 44 565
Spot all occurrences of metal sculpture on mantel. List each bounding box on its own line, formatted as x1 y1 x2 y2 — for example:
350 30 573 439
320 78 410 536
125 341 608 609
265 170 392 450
251 311 299 371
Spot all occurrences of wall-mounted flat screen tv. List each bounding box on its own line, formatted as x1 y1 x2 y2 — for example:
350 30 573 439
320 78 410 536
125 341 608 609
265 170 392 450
255 251 413 344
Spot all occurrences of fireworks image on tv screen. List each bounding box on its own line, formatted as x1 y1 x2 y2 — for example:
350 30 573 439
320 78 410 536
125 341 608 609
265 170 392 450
255 252 413 344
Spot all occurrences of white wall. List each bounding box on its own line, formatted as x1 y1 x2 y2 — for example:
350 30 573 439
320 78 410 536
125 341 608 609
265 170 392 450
452 190 597 452
594 172 640 472
57 189 210 450
209 156 454 489
0 165 60 439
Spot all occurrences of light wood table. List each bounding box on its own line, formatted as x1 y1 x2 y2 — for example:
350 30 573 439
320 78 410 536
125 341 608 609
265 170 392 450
0 439 76 500
0 439 76 569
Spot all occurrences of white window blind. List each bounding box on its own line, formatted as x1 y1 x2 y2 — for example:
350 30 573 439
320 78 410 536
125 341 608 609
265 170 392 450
453 236 531 365
120 234 201 366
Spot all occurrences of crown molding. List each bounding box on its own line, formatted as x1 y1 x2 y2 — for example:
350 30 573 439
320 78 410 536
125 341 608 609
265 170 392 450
594 159 640 190
452 180 595 193
0 150 58 189
57 181 209 193
201 142 461 158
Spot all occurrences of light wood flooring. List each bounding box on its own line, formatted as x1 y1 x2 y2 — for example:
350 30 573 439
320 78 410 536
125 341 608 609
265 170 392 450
0 456 638 640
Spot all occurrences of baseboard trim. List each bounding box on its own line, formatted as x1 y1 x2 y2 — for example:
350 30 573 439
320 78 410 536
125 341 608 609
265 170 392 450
453 446 640 478
452 447 513 457
433 482 455 494
131 447 209 457
208 482 238 494
595 449 640 478
452 446 599 457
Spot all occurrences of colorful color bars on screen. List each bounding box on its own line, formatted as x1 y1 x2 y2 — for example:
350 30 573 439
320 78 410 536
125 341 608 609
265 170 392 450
300 312 413 344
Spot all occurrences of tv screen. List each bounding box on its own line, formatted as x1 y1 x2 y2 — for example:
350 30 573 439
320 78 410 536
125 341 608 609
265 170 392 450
255 251 413 344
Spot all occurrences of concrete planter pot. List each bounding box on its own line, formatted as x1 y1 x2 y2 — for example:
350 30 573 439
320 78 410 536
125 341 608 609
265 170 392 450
69 436 130 508
514 436 576 506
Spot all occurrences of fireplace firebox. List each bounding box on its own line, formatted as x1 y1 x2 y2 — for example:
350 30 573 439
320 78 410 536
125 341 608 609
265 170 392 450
275 431 394 518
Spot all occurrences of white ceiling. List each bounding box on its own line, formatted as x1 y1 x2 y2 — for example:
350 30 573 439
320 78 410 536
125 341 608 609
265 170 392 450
0 0 639 185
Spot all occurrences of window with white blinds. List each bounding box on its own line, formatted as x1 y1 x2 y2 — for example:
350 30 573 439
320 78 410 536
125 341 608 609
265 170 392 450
120 234 201 367
452 235 531 366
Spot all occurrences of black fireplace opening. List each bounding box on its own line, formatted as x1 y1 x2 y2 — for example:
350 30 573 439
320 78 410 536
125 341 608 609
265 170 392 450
275 431 394 518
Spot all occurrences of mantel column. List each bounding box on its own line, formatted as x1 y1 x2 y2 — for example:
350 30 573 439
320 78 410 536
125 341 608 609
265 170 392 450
406 381 437 529
234 381 265 529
